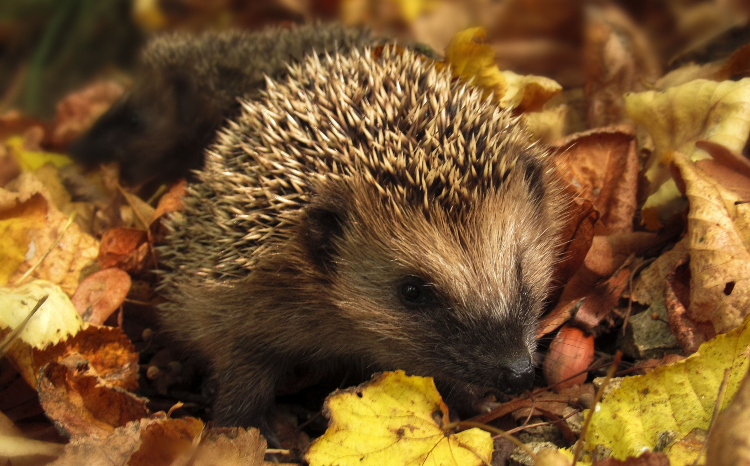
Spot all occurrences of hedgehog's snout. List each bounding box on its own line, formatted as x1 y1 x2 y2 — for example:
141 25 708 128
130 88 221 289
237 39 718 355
495 356 535 394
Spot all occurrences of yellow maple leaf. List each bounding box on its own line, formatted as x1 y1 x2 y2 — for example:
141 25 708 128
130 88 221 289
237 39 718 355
625 78 750 228
445 27 561 113
582 314 750 466
305 371 492 466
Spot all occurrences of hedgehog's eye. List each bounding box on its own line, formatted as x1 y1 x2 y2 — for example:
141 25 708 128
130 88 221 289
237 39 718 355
398 277 431 306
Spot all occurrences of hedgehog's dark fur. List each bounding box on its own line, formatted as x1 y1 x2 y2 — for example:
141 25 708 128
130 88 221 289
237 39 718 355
70 24 376 186
158 46 566 430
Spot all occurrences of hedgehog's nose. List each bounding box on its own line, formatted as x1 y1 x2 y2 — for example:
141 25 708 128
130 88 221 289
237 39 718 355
497 356 534 395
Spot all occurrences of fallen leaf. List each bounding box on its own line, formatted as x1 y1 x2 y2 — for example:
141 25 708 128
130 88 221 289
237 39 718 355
673 152 750 343
0 280 82 350
625 78 750 228
540 232 663 336
38 356 149 438
445 27 562 112
172 427 267 466
553 127 638 235
49 414 205 466
584 3 661 127
98 227 151 273
305 370 493 466
6 136 72 172
583 313 750 464
71 268 131 324
0 192 48 285
550 197 599 293
10 323 139 392
592 451 670 465
3 172 100 294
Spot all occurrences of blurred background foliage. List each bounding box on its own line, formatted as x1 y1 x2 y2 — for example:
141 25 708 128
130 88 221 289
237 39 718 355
0 0 748 117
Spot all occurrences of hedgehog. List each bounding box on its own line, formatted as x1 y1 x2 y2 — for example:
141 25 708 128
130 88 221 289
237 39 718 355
70 23 377 186
158 45 566 431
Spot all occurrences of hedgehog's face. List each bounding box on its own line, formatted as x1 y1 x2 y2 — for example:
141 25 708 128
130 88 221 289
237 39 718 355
304 173 561 395
70 71 215 185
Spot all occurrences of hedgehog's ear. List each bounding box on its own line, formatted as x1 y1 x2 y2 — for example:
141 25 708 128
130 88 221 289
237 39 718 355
303 191 350 271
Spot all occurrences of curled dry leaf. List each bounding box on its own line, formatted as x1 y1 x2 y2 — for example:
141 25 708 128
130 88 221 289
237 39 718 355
48 414 205 466
543 325 595 391
38 357 149 438
540 232 663 336
549 197 599 295
584 3 661 127
553 127 638 235
98 227 151 274
625 78 750 229
150 179 187 240
171 427 267 466
306 370 492 466
673 152 750 344
445 27 562 113
11 323 139 392
71 268 132 325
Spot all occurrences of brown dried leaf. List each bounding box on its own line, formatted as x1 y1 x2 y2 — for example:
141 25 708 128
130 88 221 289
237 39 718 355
584 3 661 127
553 127 638 235
540 232 662 336
150 180 186 240
49 414 205 466
98 227 150 273
172 427 267 466
11 325 139 391
71 268 132 325
550 197 599 292
38 357 149 438
674 152 750 339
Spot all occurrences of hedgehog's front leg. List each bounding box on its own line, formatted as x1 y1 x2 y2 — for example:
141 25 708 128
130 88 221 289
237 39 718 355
211 344 289 440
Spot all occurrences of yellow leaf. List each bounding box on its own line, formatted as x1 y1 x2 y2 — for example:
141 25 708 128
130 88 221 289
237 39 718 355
583 314 750 465
2 172 100 295
305 371 493 466
625 78 750 228
7 136 72 172
445 28 561 113
0 280 82 349
0 193 48 285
